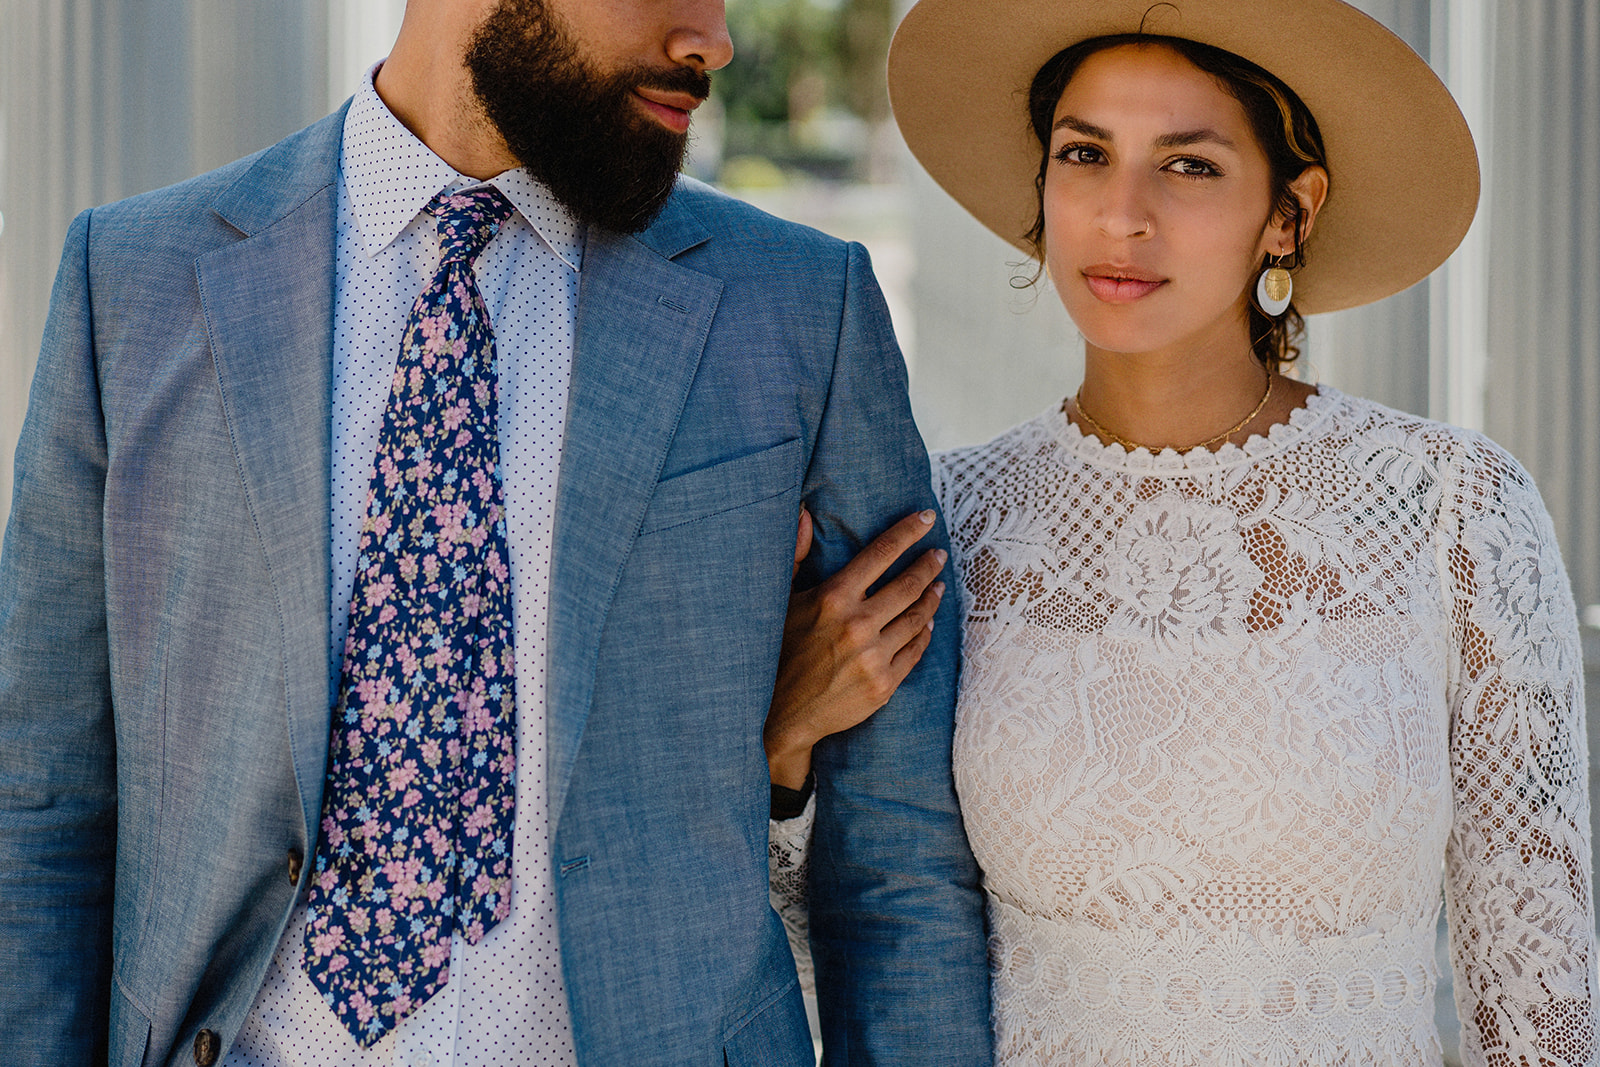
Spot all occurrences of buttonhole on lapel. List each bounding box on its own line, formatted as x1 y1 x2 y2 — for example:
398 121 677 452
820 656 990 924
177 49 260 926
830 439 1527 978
559 855 591 876
658 296 690 314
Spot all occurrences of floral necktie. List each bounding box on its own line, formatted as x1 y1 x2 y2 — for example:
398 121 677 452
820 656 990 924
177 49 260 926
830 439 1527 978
304 188 519 1046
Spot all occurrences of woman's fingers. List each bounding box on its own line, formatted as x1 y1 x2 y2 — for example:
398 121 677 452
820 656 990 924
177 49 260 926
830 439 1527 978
866 546 947 626
888 614 936 678
763 508 953 789
881 580 945 657
826 509 938 596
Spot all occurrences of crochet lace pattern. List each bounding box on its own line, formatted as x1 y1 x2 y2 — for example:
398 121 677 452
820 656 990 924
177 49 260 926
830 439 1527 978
772 387 1597 1066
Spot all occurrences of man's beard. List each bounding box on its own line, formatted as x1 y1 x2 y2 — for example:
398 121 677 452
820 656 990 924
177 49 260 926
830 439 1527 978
464 0 710 234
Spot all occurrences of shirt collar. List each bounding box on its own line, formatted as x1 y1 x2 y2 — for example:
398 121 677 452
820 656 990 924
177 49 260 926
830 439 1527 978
486 169 584 274
341 63 584 273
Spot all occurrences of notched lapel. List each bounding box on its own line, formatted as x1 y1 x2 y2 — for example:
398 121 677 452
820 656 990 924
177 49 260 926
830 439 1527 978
547 225 722 828
197 180 337 842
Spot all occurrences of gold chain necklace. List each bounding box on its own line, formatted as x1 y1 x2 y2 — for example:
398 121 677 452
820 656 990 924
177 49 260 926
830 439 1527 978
1070 371 1274 453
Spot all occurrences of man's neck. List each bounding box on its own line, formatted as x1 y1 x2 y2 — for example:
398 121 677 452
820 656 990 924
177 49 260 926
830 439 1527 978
374 13 519 180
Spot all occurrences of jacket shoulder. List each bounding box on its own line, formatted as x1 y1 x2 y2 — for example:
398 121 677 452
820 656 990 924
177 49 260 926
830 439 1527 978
83 107 346 261
662 177 852 280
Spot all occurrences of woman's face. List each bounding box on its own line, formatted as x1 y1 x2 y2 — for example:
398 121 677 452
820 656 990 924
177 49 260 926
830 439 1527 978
1043 43 1287 360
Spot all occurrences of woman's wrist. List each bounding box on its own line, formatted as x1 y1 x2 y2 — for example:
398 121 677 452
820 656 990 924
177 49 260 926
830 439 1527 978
765 732 815 791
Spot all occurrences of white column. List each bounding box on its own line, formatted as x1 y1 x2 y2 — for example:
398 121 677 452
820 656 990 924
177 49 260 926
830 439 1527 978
1479 1 1600 614
1428 0 1494 432
1302 0 1433 418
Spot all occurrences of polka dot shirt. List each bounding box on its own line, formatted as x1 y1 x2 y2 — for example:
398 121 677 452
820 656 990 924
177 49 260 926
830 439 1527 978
225 65 582 1067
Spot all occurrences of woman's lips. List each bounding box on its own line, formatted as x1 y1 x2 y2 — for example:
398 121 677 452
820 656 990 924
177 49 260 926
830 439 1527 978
1082 268 1166 304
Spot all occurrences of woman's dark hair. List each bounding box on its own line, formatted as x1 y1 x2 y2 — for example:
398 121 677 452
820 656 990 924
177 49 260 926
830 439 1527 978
1021 33 1328 371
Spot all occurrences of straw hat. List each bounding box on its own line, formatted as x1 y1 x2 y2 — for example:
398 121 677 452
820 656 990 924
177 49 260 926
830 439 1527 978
887 0 1479 313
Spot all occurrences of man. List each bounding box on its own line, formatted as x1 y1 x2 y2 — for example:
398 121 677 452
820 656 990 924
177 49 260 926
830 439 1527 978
0 0 990 1063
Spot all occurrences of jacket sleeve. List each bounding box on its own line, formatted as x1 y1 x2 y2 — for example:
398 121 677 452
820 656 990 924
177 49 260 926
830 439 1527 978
801 241 992 1064
0 209 117 1061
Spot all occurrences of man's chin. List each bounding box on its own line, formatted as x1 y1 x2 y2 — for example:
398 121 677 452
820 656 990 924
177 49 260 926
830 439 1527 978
532 159 682 234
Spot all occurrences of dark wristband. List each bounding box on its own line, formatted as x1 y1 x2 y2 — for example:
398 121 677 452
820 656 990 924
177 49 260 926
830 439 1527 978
769 772 815 821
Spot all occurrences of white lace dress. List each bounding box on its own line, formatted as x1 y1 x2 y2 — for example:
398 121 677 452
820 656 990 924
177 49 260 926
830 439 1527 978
771 387 1598 1066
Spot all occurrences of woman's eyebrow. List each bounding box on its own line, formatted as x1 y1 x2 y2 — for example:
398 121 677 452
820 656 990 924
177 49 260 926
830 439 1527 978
1051 117 1237 152
1052 114 1113 139
1153 128 1237 150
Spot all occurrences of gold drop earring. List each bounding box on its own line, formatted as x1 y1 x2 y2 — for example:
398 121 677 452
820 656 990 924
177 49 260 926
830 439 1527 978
1255 254 1293 317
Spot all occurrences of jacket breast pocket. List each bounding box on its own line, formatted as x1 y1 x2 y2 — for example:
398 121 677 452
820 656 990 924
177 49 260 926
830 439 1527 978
639 437 803 536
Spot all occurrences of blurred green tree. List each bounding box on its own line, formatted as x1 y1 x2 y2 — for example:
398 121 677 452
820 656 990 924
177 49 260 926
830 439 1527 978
713 0 892 182
836 0 891 126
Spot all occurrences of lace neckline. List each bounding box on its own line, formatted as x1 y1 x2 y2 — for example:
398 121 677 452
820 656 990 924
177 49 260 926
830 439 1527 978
1047 383 1344 473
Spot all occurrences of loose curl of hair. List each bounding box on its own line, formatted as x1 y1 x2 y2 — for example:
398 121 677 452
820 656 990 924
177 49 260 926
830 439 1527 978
1020 32 1328 372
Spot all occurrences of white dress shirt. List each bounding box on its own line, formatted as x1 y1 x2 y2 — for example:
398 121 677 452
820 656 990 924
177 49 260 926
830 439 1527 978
225 66 582 1067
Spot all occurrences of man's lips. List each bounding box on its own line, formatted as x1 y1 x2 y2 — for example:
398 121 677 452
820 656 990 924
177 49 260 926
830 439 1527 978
633 88 704 134
1082 265 1166 304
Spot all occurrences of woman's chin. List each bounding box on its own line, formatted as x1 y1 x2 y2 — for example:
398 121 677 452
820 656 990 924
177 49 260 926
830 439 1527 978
1069 322 1176 358
1057 298 1169 356
1065 302 1249 361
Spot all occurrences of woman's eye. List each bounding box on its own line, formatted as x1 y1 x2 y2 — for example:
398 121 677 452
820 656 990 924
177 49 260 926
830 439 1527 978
1166 157 1220 177
1053 143 1105 166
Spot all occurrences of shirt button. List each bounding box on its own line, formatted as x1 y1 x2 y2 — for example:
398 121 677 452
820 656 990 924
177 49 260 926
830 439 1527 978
193 1028 221 1066
413 1054 435 1067
287 848 304 886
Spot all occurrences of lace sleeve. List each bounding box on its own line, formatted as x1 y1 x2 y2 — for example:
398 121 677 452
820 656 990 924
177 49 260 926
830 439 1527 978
770 794 816 996
1440 436 1598 1066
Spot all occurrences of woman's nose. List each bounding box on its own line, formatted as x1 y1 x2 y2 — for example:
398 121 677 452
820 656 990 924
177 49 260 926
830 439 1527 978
1096 176 1154 239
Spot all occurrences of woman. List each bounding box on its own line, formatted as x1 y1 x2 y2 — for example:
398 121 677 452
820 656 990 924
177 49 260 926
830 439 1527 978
766 1 1599 1063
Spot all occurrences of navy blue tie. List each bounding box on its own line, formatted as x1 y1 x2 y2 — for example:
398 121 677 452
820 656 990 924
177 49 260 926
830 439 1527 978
303 188 519 1046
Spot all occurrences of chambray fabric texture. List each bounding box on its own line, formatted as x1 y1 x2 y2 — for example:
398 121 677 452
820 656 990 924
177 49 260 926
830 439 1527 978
230 67 581 1067
0 104 991 1067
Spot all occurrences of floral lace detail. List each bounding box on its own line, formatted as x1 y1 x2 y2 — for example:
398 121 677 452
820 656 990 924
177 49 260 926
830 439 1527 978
935 388 1597 1066
770 796 817 997
1101 490 1264 666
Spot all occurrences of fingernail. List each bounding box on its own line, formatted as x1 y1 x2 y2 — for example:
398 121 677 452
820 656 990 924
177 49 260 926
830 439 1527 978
934 549 948 565
927 619 936 632
919 509 936 524
933 581 946 597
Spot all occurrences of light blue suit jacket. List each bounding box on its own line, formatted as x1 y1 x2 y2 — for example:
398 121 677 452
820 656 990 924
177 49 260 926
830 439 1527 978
0 107 990 1066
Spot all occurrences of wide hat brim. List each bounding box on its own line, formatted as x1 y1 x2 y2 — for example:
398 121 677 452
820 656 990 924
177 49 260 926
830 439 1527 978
887 0 1480 313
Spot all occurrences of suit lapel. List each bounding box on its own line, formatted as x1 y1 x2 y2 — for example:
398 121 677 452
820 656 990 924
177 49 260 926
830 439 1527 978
547 208 721 829
196 131 721 840
197 109 344 840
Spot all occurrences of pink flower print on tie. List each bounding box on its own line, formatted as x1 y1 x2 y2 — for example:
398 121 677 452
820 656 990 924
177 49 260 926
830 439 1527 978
303 188 519 1047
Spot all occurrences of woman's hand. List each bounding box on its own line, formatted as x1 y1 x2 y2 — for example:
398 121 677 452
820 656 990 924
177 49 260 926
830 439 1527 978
764 508 948 789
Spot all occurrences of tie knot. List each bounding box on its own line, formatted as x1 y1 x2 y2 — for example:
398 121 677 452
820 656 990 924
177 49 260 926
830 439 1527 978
427 188 515 266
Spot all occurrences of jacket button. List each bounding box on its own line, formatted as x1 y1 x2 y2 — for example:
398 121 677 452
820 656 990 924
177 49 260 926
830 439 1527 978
193 1028 220 1066
287 848 304 886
